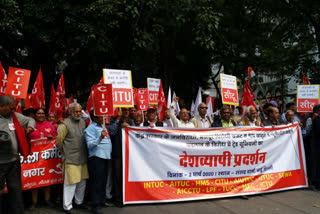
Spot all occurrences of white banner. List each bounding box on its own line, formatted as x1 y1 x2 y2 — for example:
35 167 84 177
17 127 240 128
123 124 307 204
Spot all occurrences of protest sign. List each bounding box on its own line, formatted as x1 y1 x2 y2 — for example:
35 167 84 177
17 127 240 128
134 88 149 111
93 84 114 116
147 78 161 105
297 85 320 112
5 67 31 99
4 138 63 193
103 69 134 107
220 74 239 106
123 124 307 204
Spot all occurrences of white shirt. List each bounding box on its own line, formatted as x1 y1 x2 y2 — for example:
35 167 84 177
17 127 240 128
140 120 159 127
200 117 210 128
163 118 173 127
170 101 195 128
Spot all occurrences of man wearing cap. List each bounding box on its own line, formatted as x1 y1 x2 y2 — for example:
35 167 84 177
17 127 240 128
192 103 213 128
142 108 163 127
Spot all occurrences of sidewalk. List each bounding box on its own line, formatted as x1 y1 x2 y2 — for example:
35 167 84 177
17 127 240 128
23 188 320 214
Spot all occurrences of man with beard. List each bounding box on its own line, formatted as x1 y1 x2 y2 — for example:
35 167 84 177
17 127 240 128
57 103 89 213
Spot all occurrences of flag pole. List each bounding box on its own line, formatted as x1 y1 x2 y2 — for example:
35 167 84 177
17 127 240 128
103 116 106 131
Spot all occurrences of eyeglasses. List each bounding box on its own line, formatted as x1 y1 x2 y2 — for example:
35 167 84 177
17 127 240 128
180 112 189 115
199 107 208 109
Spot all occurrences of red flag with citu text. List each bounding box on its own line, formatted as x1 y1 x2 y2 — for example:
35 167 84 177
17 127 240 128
31 68 45 109
157 80 167 122
6 67 31 99
133 88 149 111
240 80 256 114
0 61 7 95
48 84 56 113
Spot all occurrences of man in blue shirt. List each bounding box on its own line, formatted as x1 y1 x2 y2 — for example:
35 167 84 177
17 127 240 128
84 111 112 214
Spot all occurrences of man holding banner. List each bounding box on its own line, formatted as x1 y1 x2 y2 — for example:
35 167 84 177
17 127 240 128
0 95 35 214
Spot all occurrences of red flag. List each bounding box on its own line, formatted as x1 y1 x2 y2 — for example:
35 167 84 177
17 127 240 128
56 73 66 112
24 94 32 110
0 61 7 95
86 87 94 113
99 76 104 84
157 81 167 122
31 68 45 109
240 80 256 114
133 88 149 111
93 84 114 116
16 98 22 113
56 73 66 97
48 84 56 113
70 94 74 104
302 76 310 85
5 67 31 99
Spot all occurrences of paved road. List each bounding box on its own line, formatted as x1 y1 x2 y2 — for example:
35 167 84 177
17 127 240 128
23 188 320 214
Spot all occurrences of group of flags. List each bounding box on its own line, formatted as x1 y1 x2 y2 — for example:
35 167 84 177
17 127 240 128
0 61 312 121
0 61 75 118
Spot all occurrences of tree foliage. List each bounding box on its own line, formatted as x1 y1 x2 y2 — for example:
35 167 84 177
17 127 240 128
0 0 319 105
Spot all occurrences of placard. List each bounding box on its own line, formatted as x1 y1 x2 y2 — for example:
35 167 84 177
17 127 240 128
220 74 239 106
297 85 320 112
93 84 114 116
103 69 134 107
5 67 31 99
147 78 161 105
134 88 149 111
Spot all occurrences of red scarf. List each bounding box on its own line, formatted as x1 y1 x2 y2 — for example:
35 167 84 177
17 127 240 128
12 112 30 158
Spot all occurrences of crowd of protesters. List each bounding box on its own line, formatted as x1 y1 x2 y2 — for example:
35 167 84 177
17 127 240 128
1 93 320 214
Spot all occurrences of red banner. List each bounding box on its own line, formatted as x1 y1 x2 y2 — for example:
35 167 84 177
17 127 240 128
5 67 31 99
93 84 114 116
222 88 239 104
4 138 63 193
149 91 159 105
134 88 149 111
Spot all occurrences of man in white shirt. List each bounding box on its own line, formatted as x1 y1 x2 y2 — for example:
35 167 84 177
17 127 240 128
170 97 195 128
192 103 212 128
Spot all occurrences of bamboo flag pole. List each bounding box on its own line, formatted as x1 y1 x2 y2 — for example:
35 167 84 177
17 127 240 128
103 116 106 131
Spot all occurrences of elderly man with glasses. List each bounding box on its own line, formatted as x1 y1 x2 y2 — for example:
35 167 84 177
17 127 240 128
192 103 213 128
169 97 195 128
